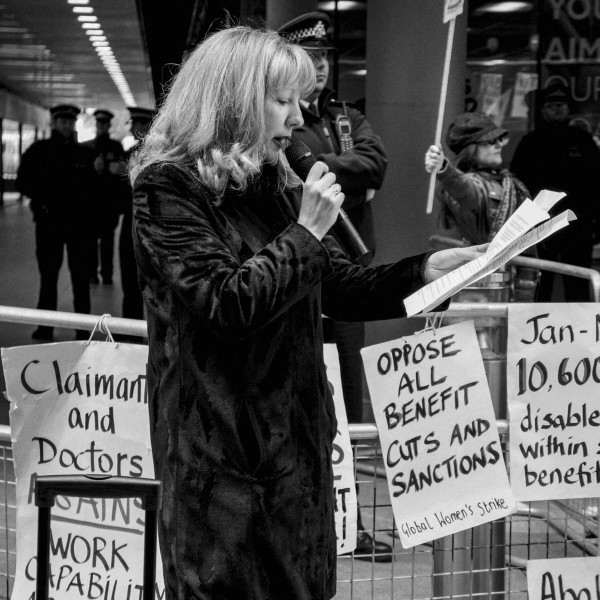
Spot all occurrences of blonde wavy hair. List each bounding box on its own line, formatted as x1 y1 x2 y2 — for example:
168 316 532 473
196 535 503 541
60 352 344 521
129 26 315 198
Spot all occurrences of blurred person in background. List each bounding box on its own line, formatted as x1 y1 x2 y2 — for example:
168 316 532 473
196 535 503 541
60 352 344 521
425 112 540 302
511 82 600 301
82 108 124 285
119 106 155 322
16 104 97 341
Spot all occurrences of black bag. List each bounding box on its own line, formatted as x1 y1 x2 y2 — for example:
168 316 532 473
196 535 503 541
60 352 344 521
34 474 162 600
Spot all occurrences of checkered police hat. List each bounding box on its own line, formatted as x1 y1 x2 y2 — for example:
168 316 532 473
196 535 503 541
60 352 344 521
277 12 335 51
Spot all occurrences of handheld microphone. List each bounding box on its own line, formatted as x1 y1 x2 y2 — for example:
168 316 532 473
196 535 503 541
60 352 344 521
284 140 371 264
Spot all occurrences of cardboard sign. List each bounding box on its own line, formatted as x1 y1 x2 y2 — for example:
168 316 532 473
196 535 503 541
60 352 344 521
443 0 465 23
324 343 358 554
508 304 600 501
361 321 515 548
1 341 164 600
527 557 600 600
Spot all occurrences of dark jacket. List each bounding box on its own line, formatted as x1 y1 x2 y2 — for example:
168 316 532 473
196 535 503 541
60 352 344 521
82 133 126 225
132 162 428 600
291 89 387 257
16 131 97 224
436 163 530 245
511 123 600 222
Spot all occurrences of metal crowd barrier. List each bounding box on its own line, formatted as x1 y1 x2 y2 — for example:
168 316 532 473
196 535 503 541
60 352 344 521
0 305 599 599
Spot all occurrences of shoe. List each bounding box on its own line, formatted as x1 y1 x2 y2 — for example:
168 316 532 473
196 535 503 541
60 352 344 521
31 327 53 341
90 275 100 284
354 531 393 562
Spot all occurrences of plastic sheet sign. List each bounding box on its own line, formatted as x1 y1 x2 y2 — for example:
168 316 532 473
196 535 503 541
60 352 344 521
527 557 600 600
508 304 600 501
1 341 165 600
324 344 358 555
361 321 515 548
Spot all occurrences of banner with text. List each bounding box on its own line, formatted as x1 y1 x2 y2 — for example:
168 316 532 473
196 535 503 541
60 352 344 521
361 321 515 548
1 341 164 600
540 1 600 136
508 304 600 501
527 557 600 600
324 344 358 554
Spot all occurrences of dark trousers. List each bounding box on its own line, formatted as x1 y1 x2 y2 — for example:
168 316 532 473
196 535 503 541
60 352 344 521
91 224 116 281
323 318 366 424
90 212 119 281
35 218 92 319
119 214 144 320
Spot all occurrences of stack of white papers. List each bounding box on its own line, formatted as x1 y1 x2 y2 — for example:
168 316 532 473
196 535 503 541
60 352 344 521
404 190 573 316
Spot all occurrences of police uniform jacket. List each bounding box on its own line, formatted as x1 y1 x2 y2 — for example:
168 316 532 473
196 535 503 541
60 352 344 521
132 161 429 600
291 89 387 257
16 131 97 225
511 123 600 224
82 133 126 226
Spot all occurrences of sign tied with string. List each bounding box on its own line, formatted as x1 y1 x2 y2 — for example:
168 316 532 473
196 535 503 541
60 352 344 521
361 319 515 548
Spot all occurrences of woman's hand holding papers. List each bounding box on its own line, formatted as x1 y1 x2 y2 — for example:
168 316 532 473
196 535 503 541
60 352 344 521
423 244 489 284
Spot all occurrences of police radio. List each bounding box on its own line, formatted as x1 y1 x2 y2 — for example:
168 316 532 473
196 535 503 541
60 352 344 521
334 114 353 152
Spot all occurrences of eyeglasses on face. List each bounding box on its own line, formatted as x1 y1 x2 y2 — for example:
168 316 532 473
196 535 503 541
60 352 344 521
478 135 508 147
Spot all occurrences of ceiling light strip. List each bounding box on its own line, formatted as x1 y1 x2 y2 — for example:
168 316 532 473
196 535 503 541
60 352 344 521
70 0 137 107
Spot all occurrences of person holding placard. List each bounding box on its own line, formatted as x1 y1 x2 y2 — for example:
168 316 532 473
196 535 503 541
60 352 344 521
424 112 540 302
129 26 485 600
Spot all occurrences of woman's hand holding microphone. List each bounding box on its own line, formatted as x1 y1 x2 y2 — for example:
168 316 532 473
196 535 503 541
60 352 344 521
297 161 345 241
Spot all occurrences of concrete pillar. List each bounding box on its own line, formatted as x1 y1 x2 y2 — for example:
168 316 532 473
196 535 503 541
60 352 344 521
365 0 468 344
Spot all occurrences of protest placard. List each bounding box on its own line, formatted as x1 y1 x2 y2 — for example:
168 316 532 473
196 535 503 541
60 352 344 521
1 340 164 600
324 344 358 554
426 0 465 214
527 557 600 600
361 321 515 548
508 304 600 501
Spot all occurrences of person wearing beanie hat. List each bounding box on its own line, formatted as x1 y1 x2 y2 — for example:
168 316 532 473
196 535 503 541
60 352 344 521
278 13 391 561
15 104 98 340
511 81 600 301
82 108 125 285
425 111 539 301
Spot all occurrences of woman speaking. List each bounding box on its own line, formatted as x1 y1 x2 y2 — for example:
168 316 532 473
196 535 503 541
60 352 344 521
129 25 485 600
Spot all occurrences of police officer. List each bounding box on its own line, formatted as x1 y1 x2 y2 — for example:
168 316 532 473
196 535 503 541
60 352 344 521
118 106 155 323
278 12 391 561
82 109 125 285
16 104 98 340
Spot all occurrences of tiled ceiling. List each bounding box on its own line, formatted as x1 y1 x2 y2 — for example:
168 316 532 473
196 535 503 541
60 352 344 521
0 0 154 117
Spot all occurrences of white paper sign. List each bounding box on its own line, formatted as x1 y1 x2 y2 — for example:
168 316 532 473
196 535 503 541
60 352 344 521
527 557 600 600
508 304 600 501
443 0 465 23
1 341 164 600
324 344 358 554
361 321 515 548
511 72 539 118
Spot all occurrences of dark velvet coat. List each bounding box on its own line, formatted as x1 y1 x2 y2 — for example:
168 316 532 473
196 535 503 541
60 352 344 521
132 163 429 600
